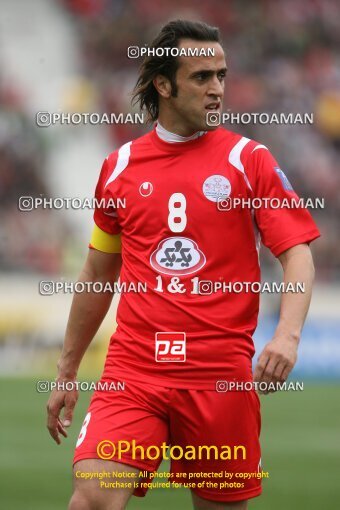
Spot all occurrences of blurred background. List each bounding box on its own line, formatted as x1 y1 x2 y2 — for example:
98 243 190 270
0 0 339 509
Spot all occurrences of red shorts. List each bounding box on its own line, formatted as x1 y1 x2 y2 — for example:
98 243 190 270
73 379 262 502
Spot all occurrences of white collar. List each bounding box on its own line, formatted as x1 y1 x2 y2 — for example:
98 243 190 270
156 121 207 143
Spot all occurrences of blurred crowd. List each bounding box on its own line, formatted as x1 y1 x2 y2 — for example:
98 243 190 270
1 0 339 279
0 85 69 274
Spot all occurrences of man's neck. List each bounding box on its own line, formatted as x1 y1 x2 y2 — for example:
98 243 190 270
155 121 207 143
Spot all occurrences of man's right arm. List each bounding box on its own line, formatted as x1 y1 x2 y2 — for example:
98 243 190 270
46 248 122 444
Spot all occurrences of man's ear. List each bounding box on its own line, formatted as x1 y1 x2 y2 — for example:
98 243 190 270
153 75 172 98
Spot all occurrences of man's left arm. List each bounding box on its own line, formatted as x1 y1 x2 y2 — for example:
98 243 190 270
254 243 315 389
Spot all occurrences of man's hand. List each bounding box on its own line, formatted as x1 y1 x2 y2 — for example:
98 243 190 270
46 383 79 444
45 250 121 444
253 335 298 393
254 244 315 394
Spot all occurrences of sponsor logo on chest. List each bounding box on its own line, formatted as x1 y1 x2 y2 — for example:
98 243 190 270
150 237 206 276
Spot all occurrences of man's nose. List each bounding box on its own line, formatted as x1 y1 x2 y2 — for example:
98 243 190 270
207 76 224 98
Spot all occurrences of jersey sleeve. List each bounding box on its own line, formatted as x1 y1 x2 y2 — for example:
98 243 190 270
246 147 320 257
89 156 122 253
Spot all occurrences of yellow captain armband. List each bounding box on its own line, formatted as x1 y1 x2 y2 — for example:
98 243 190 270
89 224 122 253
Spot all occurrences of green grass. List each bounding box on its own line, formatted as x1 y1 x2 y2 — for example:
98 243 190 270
1 380 339 509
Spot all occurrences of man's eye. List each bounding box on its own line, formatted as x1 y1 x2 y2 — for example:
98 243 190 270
218 73 226 81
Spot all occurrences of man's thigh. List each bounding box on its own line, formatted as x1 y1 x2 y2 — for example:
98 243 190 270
170 388 262 503
70 459 138 510
73 381 169 498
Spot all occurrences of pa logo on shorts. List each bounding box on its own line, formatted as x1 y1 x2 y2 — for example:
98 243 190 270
155 332 186 362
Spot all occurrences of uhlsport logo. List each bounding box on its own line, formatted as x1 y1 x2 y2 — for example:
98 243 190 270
203 175 231 202
139 182 153 197
150 237 206 276
155 332 186 362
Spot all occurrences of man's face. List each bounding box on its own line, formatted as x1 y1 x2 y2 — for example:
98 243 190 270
165 39 227 134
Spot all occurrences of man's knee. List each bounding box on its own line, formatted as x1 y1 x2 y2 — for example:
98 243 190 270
191 491 248 510
68 490 92 510
68 487 128 510
70 459 138 510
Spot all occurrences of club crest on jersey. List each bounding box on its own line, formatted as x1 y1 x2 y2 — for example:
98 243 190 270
139 182 153 197
203 175 231 202
150 237 206 276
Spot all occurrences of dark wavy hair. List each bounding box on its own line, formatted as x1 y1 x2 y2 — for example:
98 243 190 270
132 19 220 122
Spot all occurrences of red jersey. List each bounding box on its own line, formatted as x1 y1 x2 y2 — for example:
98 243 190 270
92 127 320 389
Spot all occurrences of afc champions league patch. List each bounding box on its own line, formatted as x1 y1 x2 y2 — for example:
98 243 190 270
202 175 232 202
150 237 206 276
274 167 294 191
